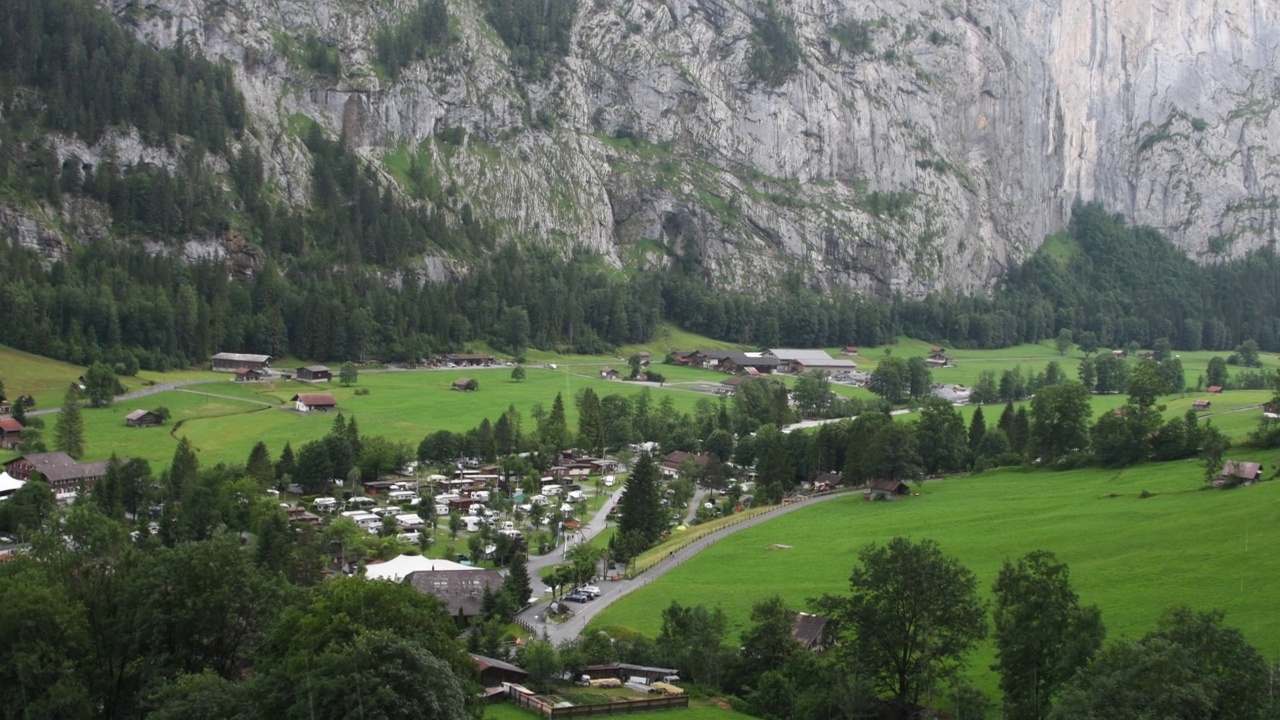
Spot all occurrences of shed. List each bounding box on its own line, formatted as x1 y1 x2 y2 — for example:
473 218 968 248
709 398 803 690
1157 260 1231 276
1208 385 1224 394
866 479 911 500
471 653 528 687
0 418 23 449
234 367 265 382
1191 400 1212 411
445 354 494 367
600 367 620 380
452 378 474 391
1215 461 1263 488
292 393 337 412
124 409 163 428
792 612 832 652
296 365 332 382
925 352 954 368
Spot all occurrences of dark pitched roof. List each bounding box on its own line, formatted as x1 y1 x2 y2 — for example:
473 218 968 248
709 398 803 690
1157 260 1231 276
6 452 110 483
868 479 910 493
405 569 505 617
470 653 527 676
300 365 330 372
0 418 23 433
213 352 271 363
792 612 830 649
1220 461 1263 480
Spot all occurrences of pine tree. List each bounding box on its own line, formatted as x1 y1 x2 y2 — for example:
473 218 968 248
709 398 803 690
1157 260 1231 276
543 392 570 451
503 550 532 607
968 406 986 450
246 441 274 485
618 452 665 546
169 436 200 499
54 385 85 459
276 442 296 480
576 388 603 455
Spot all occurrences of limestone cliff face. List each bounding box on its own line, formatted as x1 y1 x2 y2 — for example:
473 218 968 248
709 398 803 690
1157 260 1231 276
72 0 1280 295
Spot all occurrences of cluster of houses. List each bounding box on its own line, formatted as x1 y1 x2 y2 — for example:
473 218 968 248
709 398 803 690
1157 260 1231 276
2 452 113 504
670 348 859 376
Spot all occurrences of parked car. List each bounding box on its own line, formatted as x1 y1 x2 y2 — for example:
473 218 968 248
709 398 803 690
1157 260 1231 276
579 585 601 598
564 592 589 603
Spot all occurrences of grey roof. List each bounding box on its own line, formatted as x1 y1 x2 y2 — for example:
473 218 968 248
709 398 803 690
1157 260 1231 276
405 569 505 617
125 409 157 421
766 349 839 363
212 352 272 363
795 358 858 369
470 653 528 676
300 365 330 372
7 452 111 483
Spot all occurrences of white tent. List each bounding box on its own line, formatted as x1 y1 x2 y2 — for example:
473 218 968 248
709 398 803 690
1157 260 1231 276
364 553 472 582
0 471 25 500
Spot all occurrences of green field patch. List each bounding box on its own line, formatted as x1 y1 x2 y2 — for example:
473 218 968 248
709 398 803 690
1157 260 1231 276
591 456 1280 692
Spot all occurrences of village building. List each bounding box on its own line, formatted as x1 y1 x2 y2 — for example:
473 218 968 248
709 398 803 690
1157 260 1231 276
581 663 680 684
636 351 651 366
1208 385 1224 394
1215 461 1263 488
3 452 111 504
472 653 529 690
659 450 711 478
763 349 841 373
1192 400 1212 411
446 353 494 367
124 409 163 428
866 479 911 500
211 352 271 373
792 612 832 652
599 367 620 380
292 393 337 413
296 365 332 382
0 418 23 449
925 351 955 368
843 346 859 355
405 568 506 625
234 367 265 382
452 378 475 391
0 395 9 415
717 375 760 396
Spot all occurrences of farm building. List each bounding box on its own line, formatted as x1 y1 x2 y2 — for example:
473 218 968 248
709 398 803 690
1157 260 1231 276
292 393 337 412
124 410 163 428
925 351 955 368
3 452 111 504
296 365 332 382
637 351 651 366
600 367 620 380
866 479 911 500
234 367 265 382
471 653 528 689
843 346 859 355
1208 385 1224 394
659 450 711 478
0 418 23 449
0 395 8 414
211 352 271 372
446 353 494 367
405 568 505 625
1215 461 1263 488
1192 400 1212 411
792 612 832 652
582 663 680 684
452 378 475 391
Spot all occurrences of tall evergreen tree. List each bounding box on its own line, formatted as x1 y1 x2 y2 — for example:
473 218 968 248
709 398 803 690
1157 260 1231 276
503 550 532 607
246 442 273 485
968 405 986 451
576 388 603 455
54 385 85 459
542 392 570 451
617 453 665 546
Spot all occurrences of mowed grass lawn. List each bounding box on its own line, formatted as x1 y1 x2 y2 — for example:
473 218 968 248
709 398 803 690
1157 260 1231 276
50 367 713 467
591 455 1280 689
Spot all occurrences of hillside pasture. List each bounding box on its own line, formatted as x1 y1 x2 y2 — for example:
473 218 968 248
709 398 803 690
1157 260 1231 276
591 453 1280 689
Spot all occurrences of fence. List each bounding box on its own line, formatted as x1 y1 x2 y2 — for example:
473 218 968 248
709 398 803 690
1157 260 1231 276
507 687 688 719
625 489 844 578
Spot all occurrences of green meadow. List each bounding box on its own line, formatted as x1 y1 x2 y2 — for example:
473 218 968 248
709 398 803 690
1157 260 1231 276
26 366 716 468
591 453 1280 689
484 700 755 720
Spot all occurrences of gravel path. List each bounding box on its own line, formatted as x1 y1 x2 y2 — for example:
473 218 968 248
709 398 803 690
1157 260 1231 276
518 490 851 644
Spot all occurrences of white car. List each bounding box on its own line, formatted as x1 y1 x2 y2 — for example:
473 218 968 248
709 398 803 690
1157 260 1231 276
579 585 601 598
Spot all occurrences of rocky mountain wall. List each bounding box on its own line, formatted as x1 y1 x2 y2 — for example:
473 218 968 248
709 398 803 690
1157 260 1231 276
60 0 1280 296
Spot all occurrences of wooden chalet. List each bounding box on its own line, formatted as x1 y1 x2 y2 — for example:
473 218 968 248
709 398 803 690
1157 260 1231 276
1208 385 1224 394
669 350 699 365
0 418 23 449
925 351 954 368
1192 400 1212 411
292 393 337 412
792 612 832 652
600 367 620 380
471 653 528 689
405 569 505 625
659 450 711 477
3 452 110 504
866 479 911 500
1215 461 1263 488
124 409 163 428
234 367 265 382
212 352 271 372
452 378 474 391
843 346 859 355
296 365 332 382
637 351 651 366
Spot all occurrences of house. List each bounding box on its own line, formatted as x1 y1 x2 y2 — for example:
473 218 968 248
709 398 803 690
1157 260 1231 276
718 375 759 396
1110 349 1126 358
866 479 911 500
637 351 651 366
812 472 842 490
925 351 954 368
472 653 528 688
446 354 494 367
668 350 700 365
1215 461 1264 488
792 612 832 652
3 452 111 503
1192 400 1212 411
234 367 265 382
717 352 781 375
600 367 620 380
452 378 475 391
211 352 271 372
405 568 506 625
0 395 9 414
843 346 859 355
0 418 23 449
930 346 946 354
124 409 163 428
659 450 711 477
292 393 337 412
1208 385 1224 394
296 365 332 382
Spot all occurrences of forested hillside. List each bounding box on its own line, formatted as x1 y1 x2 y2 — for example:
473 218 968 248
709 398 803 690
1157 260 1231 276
4 0 1280 369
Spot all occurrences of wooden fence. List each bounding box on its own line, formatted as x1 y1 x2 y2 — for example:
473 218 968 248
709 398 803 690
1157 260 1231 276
507 687 688 718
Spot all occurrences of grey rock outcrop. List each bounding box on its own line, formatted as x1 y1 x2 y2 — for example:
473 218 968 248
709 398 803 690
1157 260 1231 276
31 0 1280 295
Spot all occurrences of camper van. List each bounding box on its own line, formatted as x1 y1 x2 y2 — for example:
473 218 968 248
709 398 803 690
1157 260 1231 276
434 493 461 505
435 504 449 516
566 490 585 503
346 496 375 508
603 475 616 487
388 490 418 503
462 516 483 533
313 497 339 512
396 514 425 529
542 485 562 496
470 490 491 503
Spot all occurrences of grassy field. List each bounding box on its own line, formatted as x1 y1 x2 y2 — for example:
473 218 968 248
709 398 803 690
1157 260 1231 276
5 366 717 468
484 699 755 720
590 453 1280 690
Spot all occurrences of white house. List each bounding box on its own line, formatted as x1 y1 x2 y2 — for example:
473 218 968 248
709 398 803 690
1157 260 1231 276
291 392 337 413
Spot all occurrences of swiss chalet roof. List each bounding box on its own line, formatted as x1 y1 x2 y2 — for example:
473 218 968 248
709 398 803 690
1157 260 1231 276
6 452 109 483
213 352 271 363
124 410 155 421
300 365 330 372
0 418 23 432
292 393 337 406
471 653 527 676
1220 461 1262 479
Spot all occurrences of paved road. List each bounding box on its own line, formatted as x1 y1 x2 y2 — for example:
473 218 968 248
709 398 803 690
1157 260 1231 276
27 379 217 416
518 490 851 644
525 486 626 583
